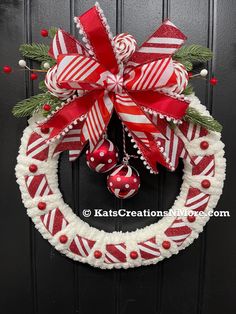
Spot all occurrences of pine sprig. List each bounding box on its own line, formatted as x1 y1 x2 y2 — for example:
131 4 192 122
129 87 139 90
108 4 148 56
174 44 213 63
19 43 55 64
182 84 194 95
49 27 58 38
12 92 61 118
184 107 222 132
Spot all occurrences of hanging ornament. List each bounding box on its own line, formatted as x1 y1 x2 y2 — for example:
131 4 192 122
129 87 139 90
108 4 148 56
107 163 140 199
86 138 119 173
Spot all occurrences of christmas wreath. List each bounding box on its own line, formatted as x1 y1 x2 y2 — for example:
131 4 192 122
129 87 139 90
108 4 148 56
5 3 225 268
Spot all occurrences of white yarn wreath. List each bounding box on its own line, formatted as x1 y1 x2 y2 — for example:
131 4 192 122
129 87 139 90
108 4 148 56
15 95 226 269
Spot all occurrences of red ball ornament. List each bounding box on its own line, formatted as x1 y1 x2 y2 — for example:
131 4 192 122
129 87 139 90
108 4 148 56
210 77 218 86
38 202 46 210
3 66 12 74
30 73 38 80
86 138 118 173
40 29 48 37
43 103 51 112
162 241 171 249
200 141 209 150
187 214 196 223
107 164 140 199
201 179 211 189
94 250 102 259
130 251 138 259
40 126 50 134
29 164 38 173
59 235 68 244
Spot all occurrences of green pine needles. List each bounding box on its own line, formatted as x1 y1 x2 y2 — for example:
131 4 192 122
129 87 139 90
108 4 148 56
173 44 213 70
12 93 61 118
184 107 222 133
13 28 222 132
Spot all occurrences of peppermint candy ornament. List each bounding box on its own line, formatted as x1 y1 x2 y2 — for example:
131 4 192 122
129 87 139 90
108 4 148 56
113 33 137 62
86 138 119 173
45 65 75 100
107 164 140 199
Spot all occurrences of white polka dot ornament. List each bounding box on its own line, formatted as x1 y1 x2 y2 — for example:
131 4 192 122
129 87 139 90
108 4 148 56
86 138 119 173
107 164 140 199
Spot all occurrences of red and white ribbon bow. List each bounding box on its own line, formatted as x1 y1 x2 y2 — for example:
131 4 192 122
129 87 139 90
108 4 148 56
41 3 189 173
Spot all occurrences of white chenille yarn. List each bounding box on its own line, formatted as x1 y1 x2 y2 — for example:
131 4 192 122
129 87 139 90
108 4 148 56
45 65 75 100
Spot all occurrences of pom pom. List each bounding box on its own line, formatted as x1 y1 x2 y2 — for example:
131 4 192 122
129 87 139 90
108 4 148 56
43 62 50 69
41 29 48 37
30 73 38 80
18 60 26 67
200 69 208 77
210 77 218 86
3 66 12 74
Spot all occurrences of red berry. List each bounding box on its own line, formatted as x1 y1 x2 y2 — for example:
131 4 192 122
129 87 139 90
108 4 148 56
210 77 218 86
30 73 38 80
43 104 51 111
40 126 50 134
3 66 12 74
29 164 38 173
162 241 171 249
188 72 193 78
200 141 209 150
59 235 68 244
201 179 211 189
41 29 48 37
187 214 196 223
94 250 102 259
130 251 138 259
38 202 46 210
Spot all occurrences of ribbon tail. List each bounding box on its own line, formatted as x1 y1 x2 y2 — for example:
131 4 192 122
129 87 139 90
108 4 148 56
81 91 114 151
146 111 186 171
128 90 189 121
40 90 100 141
53 122 87 161
114 93 173 174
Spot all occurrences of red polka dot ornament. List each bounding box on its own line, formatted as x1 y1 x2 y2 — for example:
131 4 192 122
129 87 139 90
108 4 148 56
86 138 119 173
107 163 140 199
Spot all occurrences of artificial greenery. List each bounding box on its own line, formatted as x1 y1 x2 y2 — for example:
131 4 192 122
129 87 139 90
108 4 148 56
182 84 194 95
12 92 60 118
38 80 48 92
49 27 58 38
19 43 55 64
173 44 213 75
184 107 222 132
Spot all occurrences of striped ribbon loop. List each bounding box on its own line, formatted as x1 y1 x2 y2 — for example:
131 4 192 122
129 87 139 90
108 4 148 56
41 4 189 170
129 20 186 66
